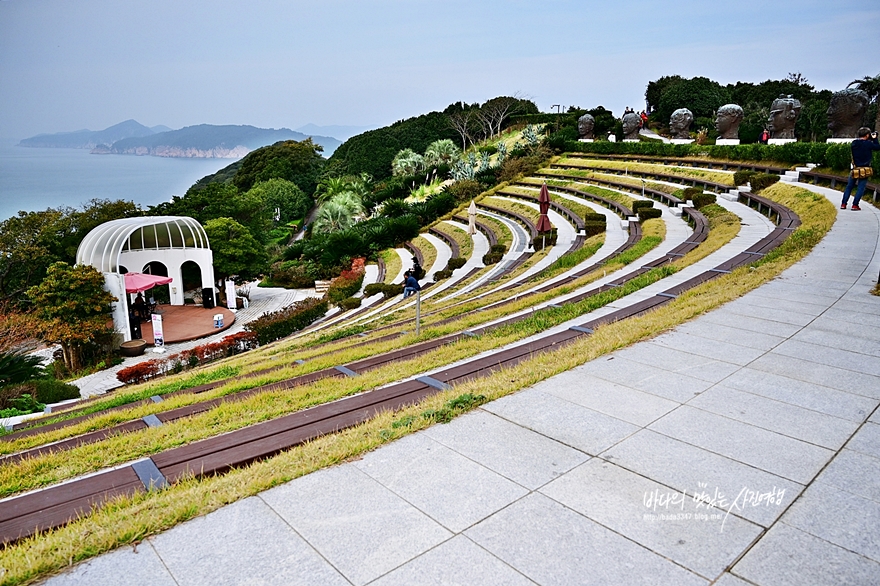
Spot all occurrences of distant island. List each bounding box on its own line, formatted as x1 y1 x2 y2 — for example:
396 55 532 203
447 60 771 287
17 120 342 158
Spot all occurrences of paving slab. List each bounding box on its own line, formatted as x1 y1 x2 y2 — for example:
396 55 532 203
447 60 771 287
151 496 349 586
699 309 804 337
483 389 638 455
672 320 786 351
369 535 536 586
733 522 880 586
782 480 880 562
42 542 177 586
615 343 742 383
424 410 588 490
770 338 880 377
649 331 767 365
715 367 876 422
353 432 528 532
540 459 762 579
648 405 834 484
602 429 802 527
747 353 880 399
846 421 880 457
260 465 451 585
465 493 707 586
574 355 715 402
809 448 880 503
541 371 679 427
687 385 859 449
717 300 818 327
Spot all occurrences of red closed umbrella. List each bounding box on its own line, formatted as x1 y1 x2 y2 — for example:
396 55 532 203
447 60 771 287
536 182 552 233
124 272 173 293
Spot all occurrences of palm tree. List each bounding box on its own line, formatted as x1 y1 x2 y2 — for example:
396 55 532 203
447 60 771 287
848 73 880 131
312 192 365 233
424 139 460 169
391 149 425 177
0 350 44 389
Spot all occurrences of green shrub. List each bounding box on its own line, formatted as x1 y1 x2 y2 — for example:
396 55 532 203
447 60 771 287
638 208 662 220
482 252 504 265
444 179 483 203
490 244 507 254
583 221 607 237
338 297 362 311
363 283 385 297
733 170 757 186
327 273 365 303
446 257 467 271
433 269 453 280
632 200 654 212
691 193 717 209
245 297 329 345
682 187 703 201
270 260 319 289
750 173 780 193
583 212 606 223
33 379 80 404
532 230 558 250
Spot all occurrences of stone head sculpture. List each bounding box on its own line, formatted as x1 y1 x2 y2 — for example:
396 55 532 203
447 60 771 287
577 113 595 139
827 88 869 138
767 94 802 139
715 104 744 139
621 112 641 140
669 108 693 140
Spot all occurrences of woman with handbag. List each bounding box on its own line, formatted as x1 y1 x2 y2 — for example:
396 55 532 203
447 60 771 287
841 127 880 210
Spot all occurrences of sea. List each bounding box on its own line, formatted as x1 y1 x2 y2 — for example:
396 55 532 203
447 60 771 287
0 138 238 222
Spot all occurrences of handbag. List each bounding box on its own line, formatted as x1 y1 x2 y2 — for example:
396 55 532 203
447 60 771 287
851 154 874 179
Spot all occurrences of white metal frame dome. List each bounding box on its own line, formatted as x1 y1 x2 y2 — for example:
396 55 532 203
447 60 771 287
76 216 210 273
76 216 216 342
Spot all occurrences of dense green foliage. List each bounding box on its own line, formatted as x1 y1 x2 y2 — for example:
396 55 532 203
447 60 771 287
26 262 116 372
328 111 458 180
233 139 326 194
245 179 312 224
0 199 141 305
645 74 835 142
32 378 81 404
153 183 271 242
203 218 269 282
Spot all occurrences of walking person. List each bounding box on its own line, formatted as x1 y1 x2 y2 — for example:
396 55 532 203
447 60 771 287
841 127 880 211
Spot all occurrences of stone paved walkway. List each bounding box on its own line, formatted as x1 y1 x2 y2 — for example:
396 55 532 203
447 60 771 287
41 185 880 585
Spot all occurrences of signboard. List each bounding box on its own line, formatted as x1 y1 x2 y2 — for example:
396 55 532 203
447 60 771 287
151 313 164 348
225 280 237 312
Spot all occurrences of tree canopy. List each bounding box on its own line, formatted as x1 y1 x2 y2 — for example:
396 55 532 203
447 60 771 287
26 262 115 372
203 217 269 283
232 139 325 194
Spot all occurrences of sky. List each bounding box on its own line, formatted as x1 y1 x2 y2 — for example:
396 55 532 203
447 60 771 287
1 0 879 141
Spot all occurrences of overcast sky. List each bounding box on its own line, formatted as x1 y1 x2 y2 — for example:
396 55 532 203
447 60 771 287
1 0 878 140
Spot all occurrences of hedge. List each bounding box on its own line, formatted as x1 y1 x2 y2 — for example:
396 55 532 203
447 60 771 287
364 283 403 298
562 139 880 174
637 208 662 220
750 173 781 193
691 193 717 209
733 170 757 186
632 200 654 212
583 220 607 238
33 379 81 404
583 212 606 223
116 331 260 385
338 297 362 311
245 297 328 346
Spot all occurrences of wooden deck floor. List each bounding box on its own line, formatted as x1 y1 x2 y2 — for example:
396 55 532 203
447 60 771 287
137 305 236 344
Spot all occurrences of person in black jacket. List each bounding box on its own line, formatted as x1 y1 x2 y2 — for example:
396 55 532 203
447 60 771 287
841 127 880 210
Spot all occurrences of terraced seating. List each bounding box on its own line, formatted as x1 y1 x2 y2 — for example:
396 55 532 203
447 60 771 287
0 154 805 549
550 161 733 194
565 152 786 174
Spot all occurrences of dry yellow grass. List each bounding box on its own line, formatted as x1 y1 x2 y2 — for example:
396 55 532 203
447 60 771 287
381 249 402 284
559 157 736 186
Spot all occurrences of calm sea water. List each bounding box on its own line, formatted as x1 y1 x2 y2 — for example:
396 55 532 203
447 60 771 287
0 139 238 222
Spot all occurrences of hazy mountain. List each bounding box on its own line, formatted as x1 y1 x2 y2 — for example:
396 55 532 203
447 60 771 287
295 123 374 142
91 124 342 158
150 125 174 133
18 119 155 149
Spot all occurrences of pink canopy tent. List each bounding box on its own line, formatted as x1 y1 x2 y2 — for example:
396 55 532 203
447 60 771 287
124 272 173 294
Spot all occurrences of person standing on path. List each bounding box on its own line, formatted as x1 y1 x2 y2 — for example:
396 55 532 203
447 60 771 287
841 126 880 210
